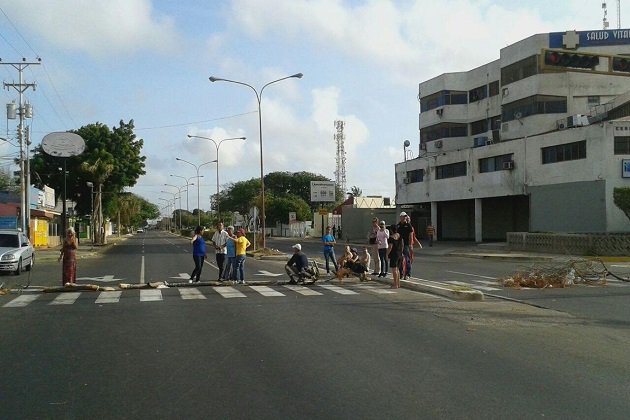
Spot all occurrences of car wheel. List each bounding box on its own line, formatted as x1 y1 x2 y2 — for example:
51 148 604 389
26 254 34 271
14 257 22 275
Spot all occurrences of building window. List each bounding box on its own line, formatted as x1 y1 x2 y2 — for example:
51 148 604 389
502 95 567 122
470 118 489 136
469 85 488 103
501 55 539 86
420 122 468 142
614 136 630 154
479 154 514 173
588 96 600 107
406 169 424 183
420 90 468 112
489 80 500 97
436 162 467 179
542 140 586 164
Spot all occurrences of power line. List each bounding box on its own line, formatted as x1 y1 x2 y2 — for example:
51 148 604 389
134 110 258 131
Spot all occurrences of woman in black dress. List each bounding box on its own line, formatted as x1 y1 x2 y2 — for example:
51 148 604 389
387 224 402 288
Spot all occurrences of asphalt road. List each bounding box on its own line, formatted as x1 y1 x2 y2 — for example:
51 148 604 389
1 231 629 419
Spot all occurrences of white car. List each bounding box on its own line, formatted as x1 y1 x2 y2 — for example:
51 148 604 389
136 228 144 233
0 230 34 275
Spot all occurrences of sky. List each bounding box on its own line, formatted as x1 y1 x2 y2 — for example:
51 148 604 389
0 0 622 215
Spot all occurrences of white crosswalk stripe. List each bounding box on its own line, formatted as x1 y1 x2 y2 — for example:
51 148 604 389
283 284 323 296
318 284 359 295
3 294 40 307
249 286 285 297
178 288 207 300
213 286 246 298
140 289 163 302
50 292 82 305
355 284 396 294
95 291 122 304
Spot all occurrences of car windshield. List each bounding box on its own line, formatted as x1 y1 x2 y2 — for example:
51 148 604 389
0 234 19 248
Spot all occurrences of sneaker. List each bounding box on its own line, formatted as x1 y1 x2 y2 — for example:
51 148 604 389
188 279 193 284
371 272 379 276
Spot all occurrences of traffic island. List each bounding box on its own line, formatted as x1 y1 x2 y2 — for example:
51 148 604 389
375 277 484 301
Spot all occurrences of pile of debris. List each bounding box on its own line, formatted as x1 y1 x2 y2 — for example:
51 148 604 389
501 258 611 289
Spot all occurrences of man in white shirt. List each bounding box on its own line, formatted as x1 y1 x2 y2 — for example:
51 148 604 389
211 222 229 281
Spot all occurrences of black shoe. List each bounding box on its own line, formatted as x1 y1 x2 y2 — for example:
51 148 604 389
371 272 379 275
288 280 297 285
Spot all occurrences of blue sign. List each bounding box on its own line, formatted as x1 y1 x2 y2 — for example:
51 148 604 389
550 29 630 49
0 216 18 229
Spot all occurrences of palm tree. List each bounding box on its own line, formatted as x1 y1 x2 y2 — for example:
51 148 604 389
81 158 114 244
350 186 363 197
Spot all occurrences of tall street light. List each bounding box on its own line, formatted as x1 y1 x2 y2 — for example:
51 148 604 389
186 135 246 218
209 72 303 249
175 157 217 226
158 198 173 231
164 183 192 231
170 174 200 212
160 190 180 230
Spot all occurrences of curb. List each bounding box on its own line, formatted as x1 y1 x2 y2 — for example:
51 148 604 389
448 252 554 261
375 277 484 301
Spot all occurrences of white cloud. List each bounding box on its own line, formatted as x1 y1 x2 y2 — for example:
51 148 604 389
1 0 180 57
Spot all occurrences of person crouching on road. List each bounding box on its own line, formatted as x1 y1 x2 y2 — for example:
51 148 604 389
189 226 207 283
285 243 312 284
229 228 251 284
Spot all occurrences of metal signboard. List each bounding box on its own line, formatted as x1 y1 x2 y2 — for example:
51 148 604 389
310 181 336 202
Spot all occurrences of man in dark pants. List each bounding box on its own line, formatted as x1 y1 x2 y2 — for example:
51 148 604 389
211 222 228 281
397 212 414 280
285 243 315 284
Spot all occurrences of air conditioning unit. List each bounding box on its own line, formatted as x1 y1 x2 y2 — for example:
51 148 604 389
567 114 590 127
435 140 443 148
403 177 411 184
502 161 514 170
501 122 509 132
436 108 443 116
557 119 567 130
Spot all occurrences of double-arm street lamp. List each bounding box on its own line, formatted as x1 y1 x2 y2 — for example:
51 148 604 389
164 183 193 231
158 197 174 231
208 73 303 249
160 190 180 230
186 135 246 217
175 157 217 226
170 174 200 212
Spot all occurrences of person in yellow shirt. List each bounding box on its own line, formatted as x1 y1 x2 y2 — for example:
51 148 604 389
229 228 251 284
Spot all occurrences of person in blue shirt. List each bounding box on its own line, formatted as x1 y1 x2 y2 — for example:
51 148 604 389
189 226 206 283
222 225 236 281
322 226 338 277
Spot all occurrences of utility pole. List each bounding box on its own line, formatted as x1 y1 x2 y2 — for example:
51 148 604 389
3 58 41 236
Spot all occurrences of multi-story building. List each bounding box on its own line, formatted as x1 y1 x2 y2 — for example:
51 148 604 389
396 28 630 241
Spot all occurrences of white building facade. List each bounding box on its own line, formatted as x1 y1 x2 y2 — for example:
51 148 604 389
396 29 630 242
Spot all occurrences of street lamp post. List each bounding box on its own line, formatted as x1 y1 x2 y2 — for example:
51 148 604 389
86 181 94 248
186 135 246 219
164 183 193 231
175 157 217 227
209 73 303 249
170 174 200 212
158 198 173 231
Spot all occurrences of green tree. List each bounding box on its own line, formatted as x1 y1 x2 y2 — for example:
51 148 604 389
350 186 362 197
31 120 146 220
265 193 312 225
0 169 19 193
219 178 261 215
613 187 630 222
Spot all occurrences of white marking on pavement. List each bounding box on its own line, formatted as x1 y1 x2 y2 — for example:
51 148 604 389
3 294 40 307
318 284 359 295
254 270 284 277
249 285 285 296
179 288 207 300
445 280 500 291
446 270 497 280
75 275 121 283
140 289 162 302
355 284 397 294
283 285 323 296
140 256 145 284
171 273 191 280
95 291 122 304
50 292 81 305
213 286 246 298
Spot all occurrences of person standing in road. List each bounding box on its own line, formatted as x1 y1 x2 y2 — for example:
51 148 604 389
211 222 228 281
222 225 236 281
397 212 414 280
387 224 403 288
232 228 251 284
426 223 435 247
189 226 207 283
367 217 380 275
322 226 338 277
376 220 390 277
58 227 78 286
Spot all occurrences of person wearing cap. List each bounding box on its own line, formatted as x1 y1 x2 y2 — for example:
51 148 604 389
367 217 380 275
222 225 236 281
397 211 414 279
376 220 390 277
228 228 251 284
285 243 314 284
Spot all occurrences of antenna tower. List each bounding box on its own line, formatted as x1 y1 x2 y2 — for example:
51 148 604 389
602 1 621 29
334 120 347 195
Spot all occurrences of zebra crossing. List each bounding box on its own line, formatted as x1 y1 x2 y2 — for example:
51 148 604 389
1 283 396 308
